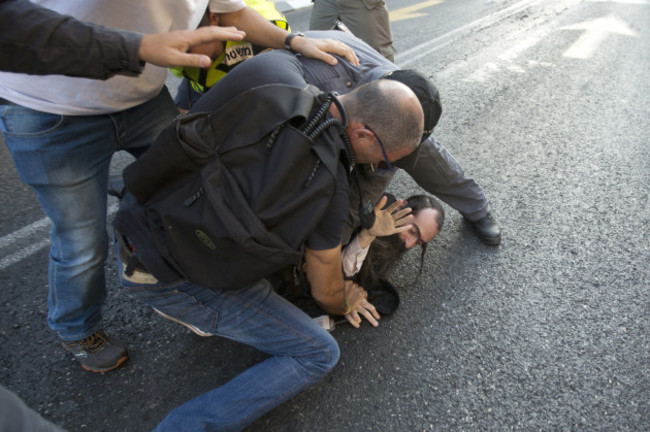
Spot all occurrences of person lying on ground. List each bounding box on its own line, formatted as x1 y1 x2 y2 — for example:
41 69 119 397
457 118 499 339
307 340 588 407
278 194 445 327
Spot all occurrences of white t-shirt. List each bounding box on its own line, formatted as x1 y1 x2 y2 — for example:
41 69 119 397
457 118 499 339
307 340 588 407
0 0 245 115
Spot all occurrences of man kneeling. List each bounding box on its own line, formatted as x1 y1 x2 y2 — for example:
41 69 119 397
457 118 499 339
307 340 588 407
113 50 423 431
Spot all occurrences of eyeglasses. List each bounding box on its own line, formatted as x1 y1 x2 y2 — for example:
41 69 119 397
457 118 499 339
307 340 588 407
411 223 425 247
364 124 395 174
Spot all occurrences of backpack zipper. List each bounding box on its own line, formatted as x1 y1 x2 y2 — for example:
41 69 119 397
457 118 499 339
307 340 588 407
184 187 205 206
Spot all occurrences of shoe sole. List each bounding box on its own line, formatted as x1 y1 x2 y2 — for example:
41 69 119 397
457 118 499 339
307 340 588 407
81 354 129 373
152 308 214 337
480 235 501 246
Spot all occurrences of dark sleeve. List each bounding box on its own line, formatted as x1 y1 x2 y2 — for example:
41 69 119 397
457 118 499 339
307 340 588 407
305 162 350 250
0 0 143 79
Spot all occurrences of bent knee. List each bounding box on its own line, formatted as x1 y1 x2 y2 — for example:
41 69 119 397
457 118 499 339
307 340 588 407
303 332 340 377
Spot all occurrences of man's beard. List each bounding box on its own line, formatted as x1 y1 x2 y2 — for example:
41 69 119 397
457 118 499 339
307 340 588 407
354 234 407 292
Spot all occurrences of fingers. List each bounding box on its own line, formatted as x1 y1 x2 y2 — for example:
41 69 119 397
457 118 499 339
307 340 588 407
338 43 360 66
357 300 380 327
392 207 412 220
182 27 245 68
386 198 408 214
374 195 388 212
387 199 413 230
170 53 212 69
393 211 414 229
344 280 368 307
189 26 245 45
140 27 246 69
368 200 413 237
344 311 362 328
344 300 380 328
311 39 360 66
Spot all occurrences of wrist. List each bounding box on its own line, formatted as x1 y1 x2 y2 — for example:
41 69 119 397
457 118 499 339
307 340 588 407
284 32 305 53
358 229 376 247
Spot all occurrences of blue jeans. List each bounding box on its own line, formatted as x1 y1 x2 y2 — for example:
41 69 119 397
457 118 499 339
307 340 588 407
115 250 340 431
0 89 177 341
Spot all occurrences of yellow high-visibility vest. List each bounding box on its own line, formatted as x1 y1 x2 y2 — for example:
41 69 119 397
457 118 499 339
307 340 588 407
173 0 290 93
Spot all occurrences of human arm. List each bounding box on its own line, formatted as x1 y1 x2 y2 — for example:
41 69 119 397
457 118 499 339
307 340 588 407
304 246 380 328
0 0 245 78
219 7 360 66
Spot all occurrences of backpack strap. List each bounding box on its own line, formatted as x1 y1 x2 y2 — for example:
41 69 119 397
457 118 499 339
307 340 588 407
206 84 328 154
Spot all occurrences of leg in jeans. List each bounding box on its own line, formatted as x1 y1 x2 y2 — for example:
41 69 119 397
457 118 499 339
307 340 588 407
0 89 177 341
2 106 116 340
116 253 339 431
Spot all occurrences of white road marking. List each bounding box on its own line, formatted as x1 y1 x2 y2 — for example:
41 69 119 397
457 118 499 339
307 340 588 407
561 15 638 59
0 203 119 271
0 239 51 270
395 0 546 67
0 217 51 249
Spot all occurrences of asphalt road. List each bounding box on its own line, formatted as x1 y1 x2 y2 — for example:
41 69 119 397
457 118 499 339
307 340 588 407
1 0 649 430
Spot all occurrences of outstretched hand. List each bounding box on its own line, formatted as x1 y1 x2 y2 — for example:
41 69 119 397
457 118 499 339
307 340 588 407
367 196 414 238
139 26 246 68
290 36 360 66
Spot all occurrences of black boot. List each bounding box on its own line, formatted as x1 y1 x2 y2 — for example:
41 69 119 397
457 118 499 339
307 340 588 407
467 212 501 246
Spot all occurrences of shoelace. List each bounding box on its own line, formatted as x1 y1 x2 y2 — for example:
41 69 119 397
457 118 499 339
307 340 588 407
80 331 108 353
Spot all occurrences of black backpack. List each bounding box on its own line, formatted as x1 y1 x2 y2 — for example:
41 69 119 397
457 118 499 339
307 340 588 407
113 84 351 290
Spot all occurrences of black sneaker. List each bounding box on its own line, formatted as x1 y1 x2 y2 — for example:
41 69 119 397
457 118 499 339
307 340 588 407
62 330 129 373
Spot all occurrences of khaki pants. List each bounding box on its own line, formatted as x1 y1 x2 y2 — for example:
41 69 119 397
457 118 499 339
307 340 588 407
310 0 395 62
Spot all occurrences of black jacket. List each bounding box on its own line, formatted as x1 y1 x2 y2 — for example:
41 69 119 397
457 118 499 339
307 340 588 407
0 0 143 79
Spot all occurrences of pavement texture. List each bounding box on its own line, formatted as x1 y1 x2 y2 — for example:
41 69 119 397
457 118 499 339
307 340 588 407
1 0 649 431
